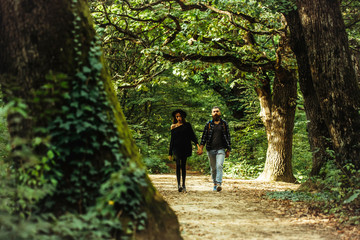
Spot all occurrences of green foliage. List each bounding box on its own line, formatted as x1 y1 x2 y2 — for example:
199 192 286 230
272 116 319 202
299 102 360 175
266 160 360 225
187 153 210 174
0 2 149 239
2 0 358 237
0 97 9 163
0 194 122 240
119 69 230 174
0 155 149 240
342 0 360 42
266 190 314 202
223 157 264 179
97 162 148 232
89 0 285 179
89 0 283 90
256 0 296 14
222 116 266 179
89 0 359 184
38 25 125 214
143 156 170 174
291 108 312 182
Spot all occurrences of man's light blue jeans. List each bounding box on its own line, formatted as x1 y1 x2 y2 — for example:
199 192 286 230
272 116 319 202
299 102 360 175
207 149 225 185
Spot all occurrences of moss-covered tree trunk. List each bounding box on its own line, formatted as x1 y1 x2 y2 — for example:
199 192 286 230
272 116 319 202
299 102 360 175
255 67 297 183
0 0 181 239
296 0 360 171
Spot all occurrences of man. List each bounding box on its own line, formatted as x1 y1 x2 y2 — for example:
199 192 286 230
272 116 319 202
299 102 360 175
197 106 231 192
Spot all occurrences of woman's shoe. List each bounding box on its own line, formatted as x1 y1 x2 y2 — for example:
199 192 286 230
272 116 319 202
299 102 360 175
178 185 183 192
182 185 186 192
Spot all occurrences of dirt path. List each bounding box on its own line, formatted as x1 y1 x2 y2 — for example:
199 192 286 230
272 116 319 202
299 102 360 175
150 173 346 240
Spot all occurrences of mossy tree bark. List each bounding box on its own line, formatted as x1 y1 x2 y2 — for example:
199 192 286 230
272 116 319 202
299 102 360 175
0 0 181 239
296 0 360 172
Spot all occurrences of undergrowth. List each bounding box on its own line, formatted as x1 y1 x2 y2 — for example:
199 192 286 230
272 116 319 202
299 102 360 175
265 160 360 225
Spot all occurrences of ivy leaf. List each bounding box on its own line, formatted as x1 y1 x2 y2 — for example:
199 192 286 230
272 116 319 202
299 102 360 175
343 190 360 204
47 150 55 159
93 63 103 71
76 109 83 117
76 72 87 81
60 121 71 130
82 66 92 73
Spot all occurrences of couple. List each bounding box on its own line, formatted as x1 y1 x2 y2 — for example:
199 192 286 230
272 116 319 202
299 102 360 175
168 106 231 192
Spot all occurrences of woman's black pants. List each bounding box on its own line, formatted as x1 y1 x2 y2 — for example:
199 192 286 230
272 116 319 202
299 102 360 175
174 155 187 186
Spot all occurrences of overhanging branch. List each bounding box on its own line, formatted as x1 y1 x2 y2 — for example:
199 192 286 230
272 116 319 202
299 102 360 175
162 53 275 72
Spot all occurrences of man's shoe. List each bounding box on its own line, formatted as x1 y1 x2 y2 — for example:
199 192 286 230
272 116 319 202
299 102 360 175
217 184 222 192
213 185 217 191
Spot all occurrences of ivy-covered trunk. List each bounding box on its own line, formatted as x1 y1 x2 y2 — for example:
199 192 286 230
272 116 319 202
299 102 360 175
0 0 181 239
255 67 297 183
285 10 332 176
296 0 360 172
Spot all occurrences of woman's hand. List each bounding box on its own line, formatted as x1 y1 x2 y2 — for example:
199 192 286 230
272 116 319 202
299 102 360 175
196 144 203 155
225 150 230 158
168 155 172 161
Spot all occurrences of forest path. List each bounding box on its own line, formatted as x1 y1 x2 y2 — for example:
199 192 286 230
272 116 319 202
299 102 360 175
149 173 344 240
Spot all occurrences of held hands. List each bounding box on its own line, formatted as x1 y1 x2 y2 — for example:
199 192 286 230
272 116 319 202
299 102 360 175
225 150 230 158
196 145 203 155
196 149 229 157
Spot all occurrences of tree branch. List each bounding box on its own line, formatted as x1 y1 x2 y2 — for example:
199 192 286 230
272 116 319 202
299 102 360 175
162 15 182 45
122 0 167 11
162 53 275 72
116 69 166 89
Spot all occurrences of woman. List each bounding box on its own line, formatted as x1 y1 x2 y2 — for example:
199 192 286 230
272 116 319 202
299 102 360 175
169 109 200 192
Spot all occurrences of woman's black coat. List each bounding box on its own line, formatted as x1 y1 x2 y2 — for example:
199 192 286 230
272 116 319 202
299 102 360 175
169 122 198 158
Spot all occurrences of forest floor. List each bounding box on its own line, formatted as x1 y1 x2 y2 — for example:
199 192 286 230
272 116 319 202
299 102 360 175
149 173 360 240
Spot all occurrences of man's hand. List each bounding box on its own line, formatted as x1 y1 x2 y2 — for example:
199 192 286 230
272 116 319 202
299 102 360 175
197 145 204 155
168 155 172 161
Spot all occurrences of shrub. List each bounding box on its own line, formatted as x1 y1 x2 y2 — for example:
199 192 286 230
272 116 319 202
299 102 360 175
143 156 170 174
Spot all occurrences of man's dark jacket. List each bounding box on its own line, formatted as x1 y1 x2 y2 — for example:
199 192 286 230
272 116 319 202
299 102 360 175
200 119 231 151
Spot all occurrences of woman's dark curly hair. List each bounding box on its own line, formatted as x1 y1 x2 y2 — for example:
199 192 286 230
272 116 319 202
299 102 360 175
171 109 187 124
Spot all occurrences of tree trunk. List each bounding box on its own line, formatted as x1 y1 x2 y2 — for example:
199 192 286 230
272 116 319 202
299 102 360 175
0 1 181 239
256 68 297 183
285 10 332 176
297 0 360 171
